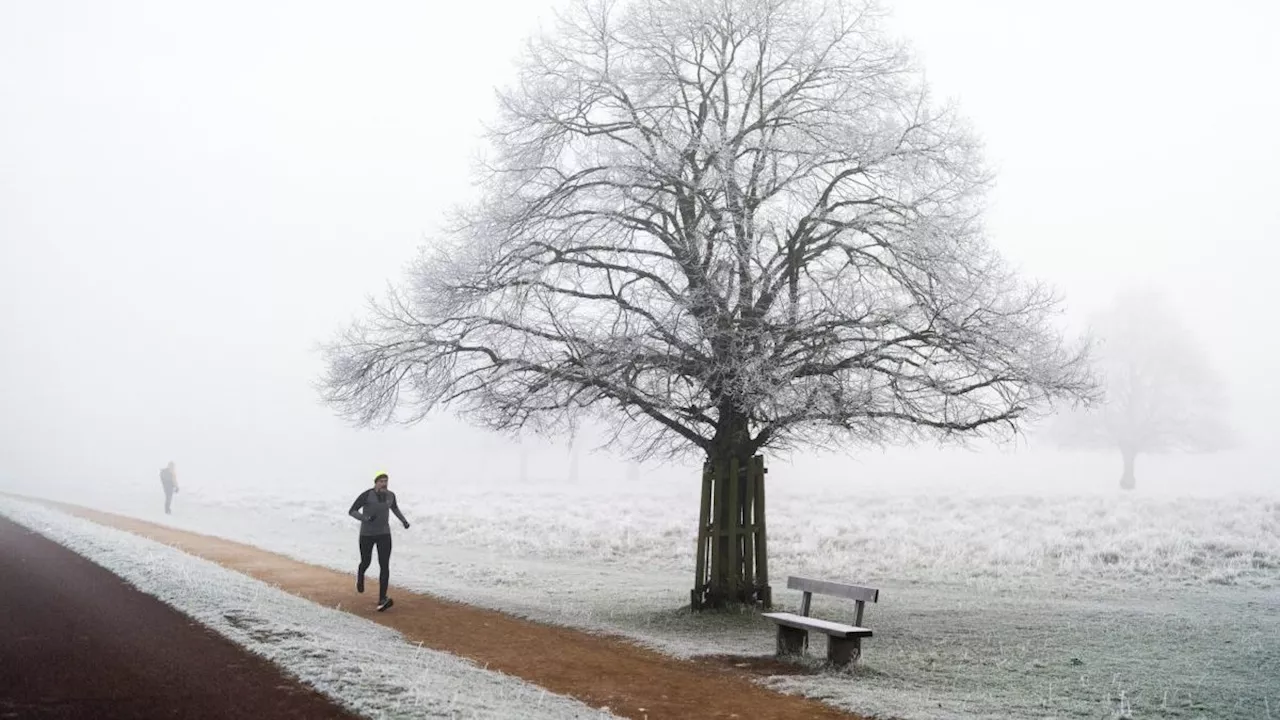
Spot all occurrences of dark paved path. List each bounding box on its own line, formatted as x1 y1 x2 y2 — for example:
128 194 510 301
0 515 361 720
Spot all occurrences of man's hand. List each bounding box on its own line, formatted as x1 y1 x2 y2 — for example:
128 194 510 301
402 521 410 529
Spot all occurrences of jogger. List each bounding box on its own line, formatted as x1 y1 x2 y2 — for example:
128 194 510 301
159 461 179 515
348 471 409 611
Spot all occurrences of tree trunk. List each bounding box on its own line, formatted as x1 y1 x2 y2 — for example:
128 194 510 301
694 411 771 610
709 445 748 607
1119 447 1137 491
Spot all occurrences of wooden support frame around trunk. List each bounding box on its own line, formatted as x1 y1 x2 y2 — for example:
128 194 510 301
691 454 771 610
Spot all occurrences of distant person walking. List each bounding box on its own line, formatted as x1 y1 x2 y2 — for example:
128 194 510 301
348 472 409 611
159 461 179 515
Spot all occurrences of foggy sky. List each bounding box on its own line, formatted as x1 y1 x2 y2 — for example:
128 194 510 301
2 0 1277 496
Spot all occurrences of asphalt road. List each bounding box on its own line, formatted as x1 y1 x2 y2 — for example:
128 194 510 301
0 515 361 719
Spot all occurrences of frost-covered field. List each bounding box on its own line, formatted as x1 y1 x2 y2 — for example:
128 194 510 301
0 497 616 720
358 482 1280 591
9 475 1279 720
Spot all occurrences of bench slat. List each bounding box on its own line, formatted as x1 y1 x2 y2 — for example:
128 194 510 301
787 576 879 603
762 612 873 638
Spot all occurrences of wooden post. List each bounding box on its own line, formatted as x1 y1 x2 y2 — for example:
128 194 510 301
753 455 771 607
742 456 747 591
712 457 730 604
726 455 741 601
692 462 712 610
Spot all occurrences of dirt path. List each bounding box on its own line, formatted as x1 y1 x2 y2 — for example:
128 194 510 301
0 514 360 720
23 496 867 720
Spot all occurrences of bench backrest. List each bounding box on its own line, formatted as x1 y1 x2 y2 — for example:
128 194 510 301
787 576 879 626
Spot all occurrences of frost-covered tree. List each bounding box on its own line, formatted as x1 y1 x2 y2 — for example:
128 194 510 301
1048 289 1231 490
320 0 1093 606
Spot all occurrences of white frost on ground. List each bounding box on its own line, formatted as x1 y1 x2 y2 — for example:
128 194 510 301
0 497 617 720
7 476 1279 720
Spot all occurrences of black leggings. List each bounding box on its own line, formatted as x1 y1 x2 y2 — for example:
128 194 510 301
358 534 392 600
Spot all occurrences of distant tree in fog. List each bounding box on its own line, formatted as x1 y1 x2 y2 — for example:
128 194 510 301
319 0 1095 606
1047 289 1232 490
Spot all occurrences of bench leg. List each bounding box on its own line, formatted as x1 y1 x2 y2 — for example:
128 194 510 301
776 625 808 656
827 636 862 667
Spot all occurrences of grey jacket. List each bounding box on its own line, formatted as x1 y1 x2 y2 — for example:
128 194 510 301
348 489 407 536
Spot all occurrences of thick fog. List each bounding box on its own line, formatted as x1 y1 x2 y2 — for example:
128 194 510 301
2 0 1277 499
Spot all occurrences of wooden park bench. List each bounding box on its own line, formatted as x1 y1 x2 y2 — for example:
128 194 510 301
761 576 879 667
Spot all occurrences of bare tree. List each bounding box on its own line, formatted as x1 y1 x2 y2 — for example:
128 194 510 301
1047 289 1231 490
321 0 1094 605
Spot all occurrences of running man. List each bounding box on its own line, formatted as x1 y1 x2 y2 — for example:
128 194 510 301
159 461 179 514
348 472 410 611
